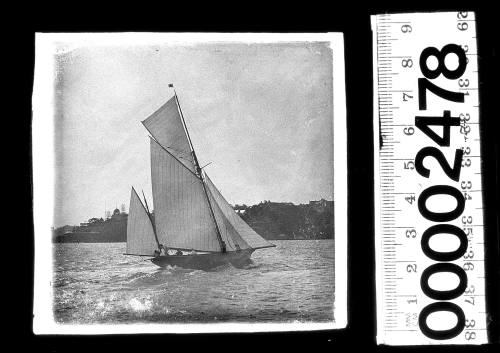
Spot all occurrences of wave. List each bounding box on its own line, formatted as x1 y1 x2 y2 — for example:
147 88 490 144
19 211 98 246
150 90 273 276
128 297 153 312
52 241 335 324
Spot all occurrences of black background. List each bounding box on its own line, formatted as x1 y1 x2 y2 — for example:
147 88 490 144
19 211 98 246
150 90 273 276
16 3 499 351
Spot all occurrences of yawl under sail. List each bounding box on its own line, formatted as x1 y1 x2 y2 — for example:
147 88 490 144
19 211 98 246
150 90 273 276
126 88 275 269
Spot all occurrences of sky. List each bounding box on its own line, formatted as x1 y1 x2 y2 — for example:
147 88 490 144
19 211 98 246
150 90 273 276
52 40 334 227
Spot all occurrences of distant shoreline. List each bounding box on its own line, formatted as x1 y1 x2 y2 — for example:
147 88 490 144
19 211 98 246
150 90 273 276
53 199 334 243
53 238 334 245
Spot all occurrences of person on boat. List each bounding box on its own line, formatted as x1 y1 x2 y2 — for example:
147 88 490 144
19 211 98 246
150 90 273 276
175 249 182 256
154 249 160 257
234 243 241 252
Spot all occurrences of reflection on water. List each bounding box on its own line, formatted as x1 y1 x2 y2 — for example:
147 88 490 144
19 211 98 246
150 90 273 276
53 240 335 324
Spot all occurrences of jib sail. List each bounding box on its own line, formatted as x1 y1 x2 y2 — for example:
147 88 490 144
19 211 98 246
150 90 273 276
126 187 158 256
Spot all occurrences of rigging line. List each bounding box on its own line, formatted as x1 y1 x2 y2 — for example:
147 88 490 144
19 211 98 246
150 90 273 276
166 134 192 152
164 144 191 156
141 188 158 245
174 91 226 253
150 136 199 178
189 179 201 187
206 176 268 249
209 191 229 247
173 153 192 161
224 222 236 250
177 155 194 162
200 161 212 169
200 173 226 252
132 187 160 249
173 90 198 164
208 187 237 251
172 93 200 152
141 121 194 167
168 152 192 162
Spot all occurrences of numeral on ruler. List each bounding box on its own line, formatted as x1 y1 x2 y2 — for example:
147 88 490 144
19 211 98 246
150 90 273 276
372 12 487 345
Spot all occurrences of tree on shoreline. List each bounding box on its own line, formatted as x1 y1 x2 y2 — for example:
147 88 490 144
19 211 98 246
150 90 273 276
53 200 334 242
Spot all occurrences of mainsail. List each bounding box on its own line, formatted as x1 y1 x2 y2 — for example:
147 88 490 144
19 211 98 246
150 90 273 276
142 96 195 173
150 137 222 252
126 187 158 256
204 174 275 250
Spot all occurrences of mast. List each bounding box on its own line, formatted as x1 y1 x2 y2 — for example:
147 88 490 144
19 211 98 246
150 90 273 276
172 89 201 175
172 86 227 253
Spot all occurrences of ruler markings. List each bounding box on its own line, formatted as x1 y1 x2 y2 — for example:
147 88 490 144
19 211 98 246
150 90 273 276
373 12 486 345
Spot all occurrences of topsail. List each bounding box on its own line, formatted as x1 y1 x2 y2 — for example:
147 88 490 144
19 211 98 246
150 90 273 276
142 96 195 173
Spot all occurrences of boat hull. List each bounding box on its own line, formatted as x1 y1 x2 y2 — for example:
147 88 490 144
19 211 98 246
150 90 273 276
151 249 254 270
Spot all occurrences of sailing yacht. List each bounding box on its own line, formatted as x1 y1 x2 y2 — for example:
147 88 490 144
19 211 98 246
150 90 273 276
125 87 275 269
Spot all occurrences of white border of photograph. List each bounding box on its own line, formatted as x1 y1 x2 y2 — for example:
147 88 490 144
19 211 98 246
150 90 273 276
32 32 347 334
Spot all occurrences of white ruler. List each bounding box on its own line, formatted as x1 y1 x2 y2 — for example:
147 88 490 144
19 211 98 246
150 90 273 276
373 12 487 345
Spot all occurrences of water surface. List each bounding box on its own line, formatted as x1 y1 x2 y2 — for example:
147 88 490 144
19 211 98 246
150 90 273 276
53 240 335 324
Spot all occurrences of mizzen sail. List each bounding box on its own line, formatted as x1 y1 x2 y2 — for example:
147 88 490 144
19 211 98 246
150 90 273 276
142 96 195 173
204 174 275 250
126 187 158 256
150 138 221 252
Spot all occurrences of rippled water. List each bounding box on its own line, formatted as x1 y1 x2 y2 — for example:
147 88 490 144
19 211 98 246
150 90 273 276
53 240 334 324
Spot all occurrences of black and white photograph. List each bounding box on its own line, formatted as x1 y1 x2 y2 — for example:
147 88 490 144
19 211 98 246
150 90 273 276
32 33 347 333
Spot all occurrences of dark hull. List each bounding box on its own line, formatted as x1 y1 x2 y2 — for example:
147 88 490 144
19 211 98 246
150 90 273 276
151 249 254 270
